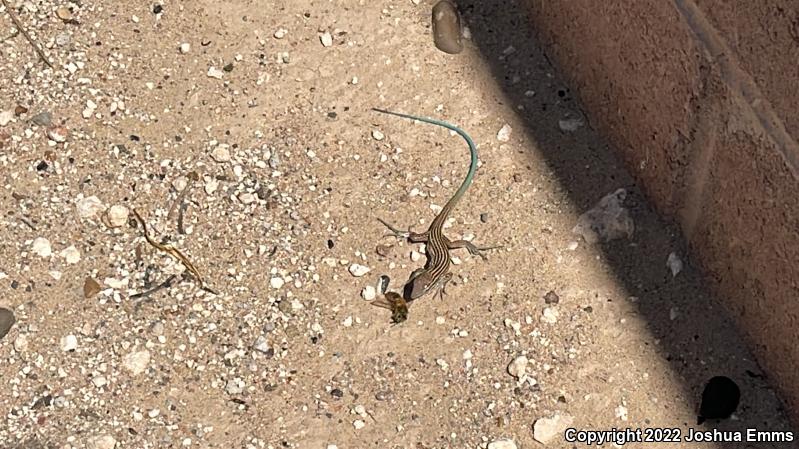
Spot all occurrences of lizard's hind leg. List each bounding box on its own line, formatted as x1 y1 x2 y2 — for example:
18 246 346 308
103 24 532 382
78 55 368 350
377 218 428 242
446 237 501 261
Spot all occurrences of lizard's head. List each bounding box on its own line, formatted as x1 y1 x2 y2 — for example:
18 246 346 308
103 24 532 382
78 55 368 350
404 268 442 301
404 256 456 300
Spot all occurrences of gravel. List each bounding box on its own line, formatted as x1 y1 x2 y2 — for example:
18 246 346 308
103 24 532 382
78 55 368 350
0 0 788 447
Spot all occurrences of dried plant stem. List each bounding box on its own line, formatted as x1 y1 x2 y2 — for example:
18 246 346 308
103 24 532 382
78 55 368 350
1 0 53 68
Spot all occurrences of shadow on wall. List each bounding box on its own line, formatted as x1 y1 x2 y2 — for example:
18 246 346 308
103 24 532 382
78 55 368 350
453 0 791 437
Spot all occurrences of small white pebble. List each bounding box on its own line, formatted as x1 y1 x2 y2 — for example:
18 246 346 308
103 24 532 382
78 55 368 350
123 350 151 376
207 66 224 79
76 196 104 219
46 126 68 142
60 246 81 264
497 124 512 142
274 28 287 39
541 307 559 324
252 336 271 354
507 355 528 379
87 435 117 449
558 117 583 132
60 334 78 351
0 110 13 126
211 146 231 162
270 277 285 289
107 205 129 227
31 237 52 257
667 252 683 277
226 378 245 395
14 334 28 352
533 414 575 444
361 285 376 301
348 264 370 277
238 192 256 205
487 440 518 449
204 179 219 195
320 32 333 47
371 129 384 141
615 405 628 421
504 318 521 334
179 43 191 53
353 419 365 430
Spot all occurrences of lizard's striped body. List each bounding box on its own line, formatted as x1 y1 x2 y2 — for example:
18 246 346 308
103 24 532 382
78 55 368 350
373 107 497 302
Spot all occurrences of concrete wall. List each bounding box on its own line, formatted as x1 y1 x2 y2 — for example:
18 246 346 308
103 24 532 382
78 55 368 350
521 0 799 422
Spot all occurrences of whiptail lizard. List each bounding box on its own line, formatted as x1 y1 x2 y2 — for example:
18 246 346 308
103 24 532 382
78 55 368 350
372 107 499 302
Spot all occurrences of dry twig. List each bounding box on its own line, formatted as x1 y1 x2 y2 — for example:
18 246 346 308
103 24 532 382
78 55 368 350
130 274 176 301
0 0 53 68
132 208 217 294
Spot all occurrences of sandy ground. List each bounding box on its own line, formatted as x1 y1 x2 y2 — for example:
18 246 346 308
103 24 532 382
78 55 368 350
0 0 795 448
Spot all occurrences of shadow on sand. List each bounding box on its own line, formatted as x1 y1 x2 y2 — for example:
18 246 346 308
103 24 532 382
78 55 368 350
454 0 793 441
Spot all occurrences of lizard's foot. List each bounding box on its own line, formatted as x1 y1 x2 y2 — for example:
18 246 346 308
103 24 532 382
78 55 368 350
378 218 428 243
377 218 411 239
436 284 447 301
433 273 453 301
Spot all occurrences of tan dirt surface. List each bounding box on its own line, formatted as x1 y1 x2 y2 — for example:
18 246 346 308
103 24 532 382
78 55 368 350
0 0 794 448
